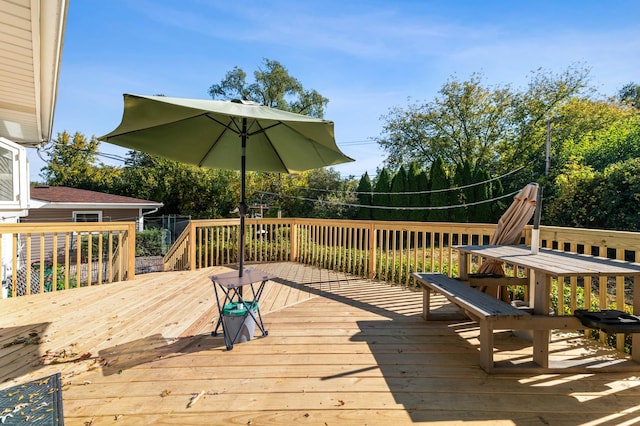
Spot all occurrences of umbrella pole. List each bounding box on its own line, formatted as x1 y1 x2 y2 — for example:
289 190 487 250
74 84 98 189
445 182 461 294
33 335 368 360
238 118 248 282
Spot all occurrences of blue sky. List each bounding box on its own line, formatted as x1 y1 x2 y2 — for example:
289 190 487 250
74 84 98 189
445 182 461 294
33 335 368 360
33 0 640 181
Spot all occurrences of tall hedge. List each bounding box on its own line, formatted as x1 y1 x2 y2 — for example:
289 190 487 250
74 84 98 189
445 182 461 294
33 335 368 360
389 166 408 221
429 157 451 222
355 172 373 220
372 168 392 221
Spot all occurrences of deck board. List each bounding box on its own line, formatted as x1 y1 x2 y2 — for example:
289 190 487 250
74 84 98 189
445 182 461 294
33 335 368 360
2 262 640 425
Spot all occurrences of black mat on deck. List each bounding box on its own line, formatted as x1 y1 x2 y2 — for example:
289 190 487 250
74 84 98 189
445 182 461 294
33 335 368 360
0 373 63 425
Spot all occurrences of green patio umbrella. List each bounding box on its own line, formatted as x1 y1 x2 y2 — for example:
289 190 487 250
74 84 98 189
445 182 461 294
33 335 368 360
100 94 354 277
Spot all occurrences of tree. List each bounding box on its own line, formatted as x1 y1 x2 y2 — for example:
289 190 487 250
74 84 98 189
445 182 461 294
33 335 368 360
372 168 392 221
500 65 591 180
355 173 373 220
389 166 408 221
41 131 119 190
428 157 451 222
377 73 512 172
259 167 356 219
306 168 356 219
116 151 238 218
619 82 640 109
551 98 638 172
376 65 592 181
545 161 622 230
452 160 473 222
561 112 640 172
208 58 329 118
407 162 428 222
469 168 494 223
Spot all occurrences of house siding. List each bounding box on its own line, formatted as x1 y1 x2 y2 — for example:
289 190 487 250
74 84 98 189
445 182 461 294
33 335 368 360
18 208 141 267
23 208 142 223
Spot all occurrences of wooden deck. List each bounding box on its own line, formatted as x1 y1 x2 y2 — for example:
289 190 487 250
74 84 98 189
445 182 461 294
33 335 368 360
2 263 640 425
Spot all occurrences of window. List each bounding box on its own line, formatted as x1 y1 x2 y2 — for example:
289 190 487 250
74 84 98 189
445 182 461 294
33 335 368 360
73 211 102 222
0 146 14 201
0 137 28 213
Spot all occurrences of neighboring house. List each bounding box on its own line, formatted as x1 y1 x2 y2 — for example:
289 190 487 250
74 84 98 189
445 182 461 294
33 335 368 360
21 186 163 277
25 185 163 231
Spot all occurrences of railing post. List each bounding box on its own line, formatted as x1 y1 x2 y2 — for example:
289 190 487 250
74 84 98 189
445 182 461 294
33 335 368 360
189 221 197 271
127 222 136 280
368 222 376 279
290 219 298 262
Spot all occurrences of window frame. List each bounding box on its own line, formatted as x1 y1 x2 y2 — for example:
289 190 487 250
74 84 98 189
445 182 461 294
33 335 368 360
0 137 28 211
72 210 103 223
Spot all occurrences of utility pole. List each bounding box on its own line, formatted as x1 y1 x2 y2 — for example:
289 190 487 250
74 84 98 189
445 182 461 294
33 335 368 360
545 119 551 176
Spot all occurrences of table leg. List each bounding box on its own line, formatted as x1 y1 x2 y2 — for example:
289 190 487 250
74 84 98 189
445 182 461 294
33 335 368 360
633 275 640 363
532 271 551 368
459 252 469 280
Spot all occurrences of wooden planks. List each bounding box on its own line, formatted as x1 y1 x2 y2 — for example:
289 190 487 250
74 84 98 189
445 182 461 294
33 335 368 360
2 263 640 425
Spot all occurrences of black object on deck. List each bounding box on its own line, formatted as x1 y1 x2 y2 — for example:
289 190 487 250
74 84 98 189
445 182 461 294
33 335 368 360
0 373 64 425
574 309 640 333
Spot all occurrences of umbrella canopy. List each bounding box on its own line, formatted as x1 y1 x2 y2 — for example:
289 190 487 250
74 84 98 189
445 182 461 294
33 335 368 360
100 94 353 173
100 94 354 277
477 183 539 276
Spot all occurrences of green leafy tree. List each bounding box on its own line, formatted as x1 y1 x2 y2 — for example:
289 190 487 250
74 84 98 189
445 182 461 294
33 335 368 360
538 98 637 181
372 168 392 221
265 167 354 219
469 168 494 223
452 160 473 222
566 116 640 171
377 73 512 171
619 82 640 109
407 162 427 222
389 166 408 221
116 151 238 218
549 158 640 231
377 65 591 182
502 65 592 177
307 168 356 219
598 159 640 230
208 58 329 118
429 157 451 222
41 131 119 191
355 173 373 220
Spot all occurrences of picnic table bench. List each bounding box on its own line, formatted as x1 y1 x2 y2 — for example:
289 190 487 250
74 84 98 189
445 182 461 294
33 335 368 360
413 272 582 372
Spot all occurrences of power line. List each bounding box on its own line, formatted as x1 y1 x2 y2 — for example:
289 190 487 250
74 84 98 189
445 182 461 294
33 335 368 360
255 189 519 210
300 161 532 196
337 140 376 146
37 143 130 164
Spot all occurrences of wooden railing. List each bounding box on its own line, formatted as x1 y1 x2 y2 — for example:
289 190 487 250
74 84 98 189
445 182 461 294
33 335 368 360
0 222 136 298
166 218 640 306
166 219 640 275
163 218 293 271
165 218 500 280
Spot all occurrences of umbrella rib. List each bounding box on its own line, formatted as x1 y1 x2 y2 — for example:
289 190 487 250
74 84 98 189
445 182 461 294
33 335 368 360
204 114 243 135
253 121 290 173
197 115 241 167
247 122 281 137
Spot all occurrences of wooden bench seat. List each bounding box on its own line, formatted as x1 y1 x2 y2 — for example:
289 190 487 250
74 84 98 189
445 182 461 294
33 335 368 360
412 272 582 372
414 272 528 321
